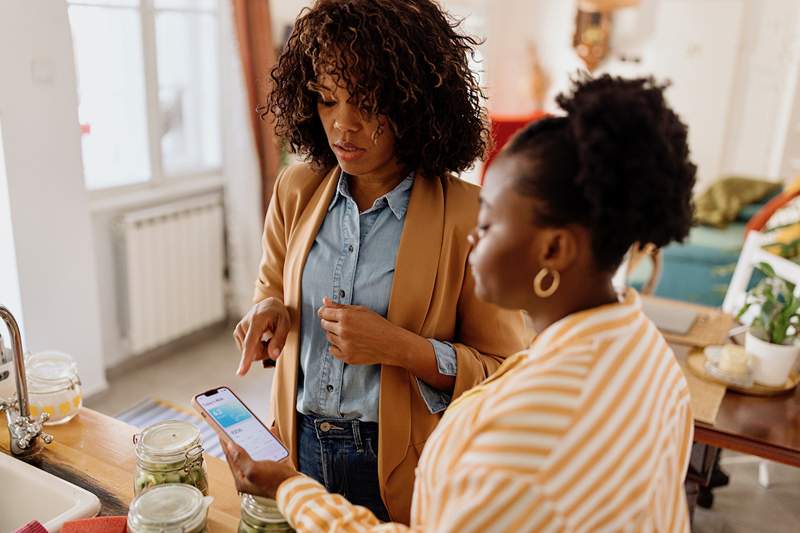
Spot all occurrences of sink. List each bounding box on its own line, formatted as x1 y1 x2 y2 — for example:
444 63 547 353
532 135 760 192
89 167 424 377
0 452 101 532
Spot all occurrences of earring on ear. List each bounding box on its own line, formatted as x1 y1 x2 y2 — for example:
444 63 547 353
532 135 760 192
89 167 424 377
533 268 560 298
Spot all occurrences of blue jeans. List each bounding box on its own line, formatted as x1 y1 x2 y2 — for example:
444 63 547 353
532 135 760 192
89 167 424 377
297 413 390 522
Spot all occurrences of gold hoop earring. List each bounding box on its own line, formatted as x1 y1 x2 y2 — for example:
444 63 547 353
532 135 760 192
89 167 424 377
533 268 560 298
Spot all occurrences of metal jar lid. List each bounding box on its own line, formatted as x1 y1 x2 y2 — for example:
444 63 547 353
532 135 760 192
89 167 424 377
134 420 202 464
26 351 81 393
127 483 211 532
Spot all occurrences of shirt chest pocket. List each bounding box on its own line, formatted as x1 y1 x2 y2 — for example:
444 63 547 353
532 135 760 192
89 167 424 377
352 262 396 315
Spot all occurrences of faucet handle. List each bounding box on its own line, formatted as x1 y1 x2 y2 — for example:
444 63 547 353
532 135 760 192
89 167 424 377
14 411 54 450
0 396 18 413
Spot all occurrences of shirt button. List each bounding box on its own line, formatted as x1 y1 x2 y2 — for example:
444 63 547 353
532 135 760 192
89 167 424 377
326 384 334 393
348 244 354 253
339 289 346 298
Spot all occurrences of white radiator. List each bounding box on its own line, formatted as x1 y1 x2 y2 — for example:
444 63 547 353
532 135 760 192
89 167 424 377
116 193 226 354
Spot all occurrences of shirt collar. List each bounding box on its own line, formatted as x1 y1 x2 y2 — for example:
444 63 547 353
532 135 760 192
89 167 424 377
527 289 643 358
329 170 415 220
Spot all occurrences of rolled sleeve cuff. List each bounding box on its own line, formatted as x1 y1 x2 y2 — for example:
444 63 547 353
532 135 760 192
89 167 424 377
415 340 457 414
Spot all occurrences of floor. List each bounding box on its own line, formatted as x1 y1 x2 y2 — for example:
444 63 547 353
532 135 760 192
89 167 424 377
87 330 800 532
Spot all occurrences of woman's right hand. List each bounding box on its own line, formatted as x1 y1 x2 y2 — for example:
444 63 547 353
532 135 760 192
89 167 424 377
234 297 291 376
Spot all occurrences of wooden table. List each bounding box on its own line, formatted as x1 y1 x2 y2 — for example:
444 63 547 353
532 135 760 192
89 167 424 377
640 295 800 467
0 408 242 532
673 344 800 467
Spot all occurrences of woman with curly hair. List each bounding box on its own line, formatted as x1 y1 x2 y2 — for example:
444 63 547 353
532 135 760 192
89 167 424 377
224 74 697 532
232 0 528 522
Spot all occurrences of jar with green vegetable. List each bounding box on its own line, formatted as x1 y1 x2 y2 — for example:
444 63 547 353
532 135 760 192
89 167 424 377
238 494 294 532
134 420 209 496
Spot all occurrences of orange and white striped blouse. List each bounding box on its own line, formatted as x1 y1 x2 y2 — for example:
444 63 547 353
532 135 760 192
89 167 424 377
276 290 694 532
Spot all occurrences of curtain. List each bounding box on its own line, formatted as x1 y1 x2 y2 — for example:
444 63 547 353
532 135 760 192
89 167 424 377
231 0 281 213
220 0 268 316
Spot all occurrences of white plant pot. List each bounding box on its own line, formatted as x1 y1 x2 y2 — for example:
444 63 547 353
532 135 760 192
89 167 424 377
745 332 800 387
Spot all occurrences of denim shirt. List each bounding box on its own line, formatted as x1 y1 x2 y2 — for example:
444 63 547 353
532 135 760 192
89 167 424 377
297 171 457 422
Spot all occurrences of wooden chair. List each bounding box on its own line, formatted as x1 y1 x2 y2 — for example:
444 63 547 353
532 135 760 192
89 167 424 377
614 242 663 295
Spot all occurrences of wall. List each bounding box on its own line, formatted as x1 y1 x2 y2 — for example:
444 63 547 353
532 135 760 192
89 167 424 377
0 0 107 395
0 121 24 336
270 0 308 45
482 0 800 190
483 0 749 192
724 1 800 181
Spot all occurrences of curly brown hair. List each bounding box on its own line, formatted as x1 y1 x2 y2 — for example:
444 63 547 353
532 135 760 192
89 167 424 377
265 0 490 177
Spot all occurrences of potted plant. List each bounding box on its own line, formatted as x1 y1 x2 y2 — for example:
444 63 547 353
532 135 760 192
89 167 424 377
737 262 800 386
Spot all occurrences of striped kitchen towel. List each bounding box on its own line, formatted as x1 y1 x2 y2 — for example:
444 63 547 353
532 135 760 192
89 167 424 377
115 397 224 459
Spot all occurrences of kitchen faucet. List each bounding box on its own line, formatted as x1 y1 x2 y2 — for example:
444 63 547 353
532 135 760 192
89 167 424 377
0 306 53 458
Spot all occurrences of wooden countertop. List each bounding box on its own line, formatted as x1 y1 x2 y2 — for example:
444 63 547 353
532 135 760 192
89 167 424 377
0 408 242 531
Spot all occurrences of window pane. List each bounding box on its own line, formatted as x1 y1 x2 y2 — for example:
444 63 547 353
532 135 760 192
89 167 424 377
155 12 221 176
69 6 151 189
154 0 217 10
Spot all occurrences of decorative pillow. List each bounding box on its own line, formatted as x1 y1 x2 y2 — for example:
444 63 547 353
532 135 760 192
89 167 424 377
695 176 781 228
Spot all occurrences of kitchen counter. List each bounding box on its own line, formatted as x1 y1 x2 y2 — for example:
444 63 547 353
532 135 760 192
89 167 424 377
0 407 242 531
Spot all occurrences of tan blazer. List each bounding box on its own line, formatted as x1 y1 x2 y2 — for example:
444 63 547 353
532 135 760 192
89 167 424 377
254 163 528 523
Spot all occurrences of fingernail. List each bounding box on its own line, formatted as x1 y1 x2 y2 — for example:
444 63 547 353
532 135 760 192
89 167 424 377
271 347 279 356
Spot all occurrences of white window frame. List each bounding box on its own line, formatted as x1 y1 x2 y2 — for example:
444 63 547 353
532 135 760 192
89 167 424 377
67 0 224 208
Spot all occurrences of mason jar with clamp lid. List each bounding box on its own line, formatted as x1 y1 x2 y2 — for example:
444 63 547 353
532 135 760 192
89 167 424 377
127 483 213 533
134 420 209 496
239 494 294 532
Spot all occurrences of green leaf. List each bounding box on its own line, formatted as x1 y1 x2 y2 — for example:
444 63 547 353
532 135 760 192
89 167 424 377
742 262 800 344
736 301 752 320
756 261 777 278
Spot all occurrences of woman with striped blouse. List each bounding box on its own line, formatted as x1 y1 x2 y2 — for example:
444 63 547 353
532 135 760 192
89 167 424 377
219 74 698 532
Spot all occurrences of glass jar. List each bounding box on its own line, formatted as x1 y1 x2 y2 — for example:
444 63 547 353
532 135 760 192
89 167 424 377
26 351 82 425
134 420 209 496
239 494 294 533
127 483 212 533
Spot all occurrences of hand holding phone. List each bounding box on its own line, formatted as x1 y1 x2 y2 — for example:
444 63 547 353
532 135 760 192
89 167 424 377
192 387 289 462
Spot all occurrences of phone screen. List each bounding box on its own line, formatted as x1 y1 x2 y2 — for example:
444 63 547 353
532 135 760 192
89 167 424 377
196 387 289 462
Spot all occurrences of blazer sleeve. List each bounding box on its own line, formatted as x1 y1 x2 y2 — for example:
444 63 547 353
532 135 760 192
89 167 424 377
253 167 290 304
451 260 529 398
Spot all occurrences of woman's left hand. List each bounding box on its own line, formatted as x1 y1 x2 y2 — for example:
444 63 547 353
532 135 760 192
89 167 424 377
221 440 299 499
318 297 413 366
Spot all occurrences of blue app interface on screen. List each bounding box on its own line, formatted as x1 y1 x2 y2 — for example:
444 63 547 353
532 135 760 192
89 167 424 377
199 388 287 462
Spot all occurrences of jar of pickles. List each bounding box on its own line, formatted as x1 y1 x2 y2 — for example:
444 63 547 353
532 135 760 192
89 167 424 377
239 494 294 532
127 483 213 533
26 351 82 425
134 420 209 496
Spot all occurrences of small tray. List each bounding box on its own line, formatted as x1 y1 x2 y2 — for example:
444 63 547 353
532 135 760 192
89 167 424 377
688 350 800 396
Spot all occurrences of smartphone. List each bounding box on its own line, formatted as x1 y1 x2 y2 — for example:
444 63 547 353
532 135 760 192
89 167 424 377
192 386 289 462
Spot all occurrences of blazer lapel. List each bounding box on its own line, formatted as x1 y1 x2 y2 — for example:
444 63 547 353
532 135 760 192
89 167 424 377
380 174 445 485
280 165 340 457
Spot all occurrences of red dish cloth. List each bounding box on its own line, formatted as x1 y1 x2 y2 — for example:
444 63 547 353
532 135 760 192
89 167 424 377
61 516 128 533
14 522 48 533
